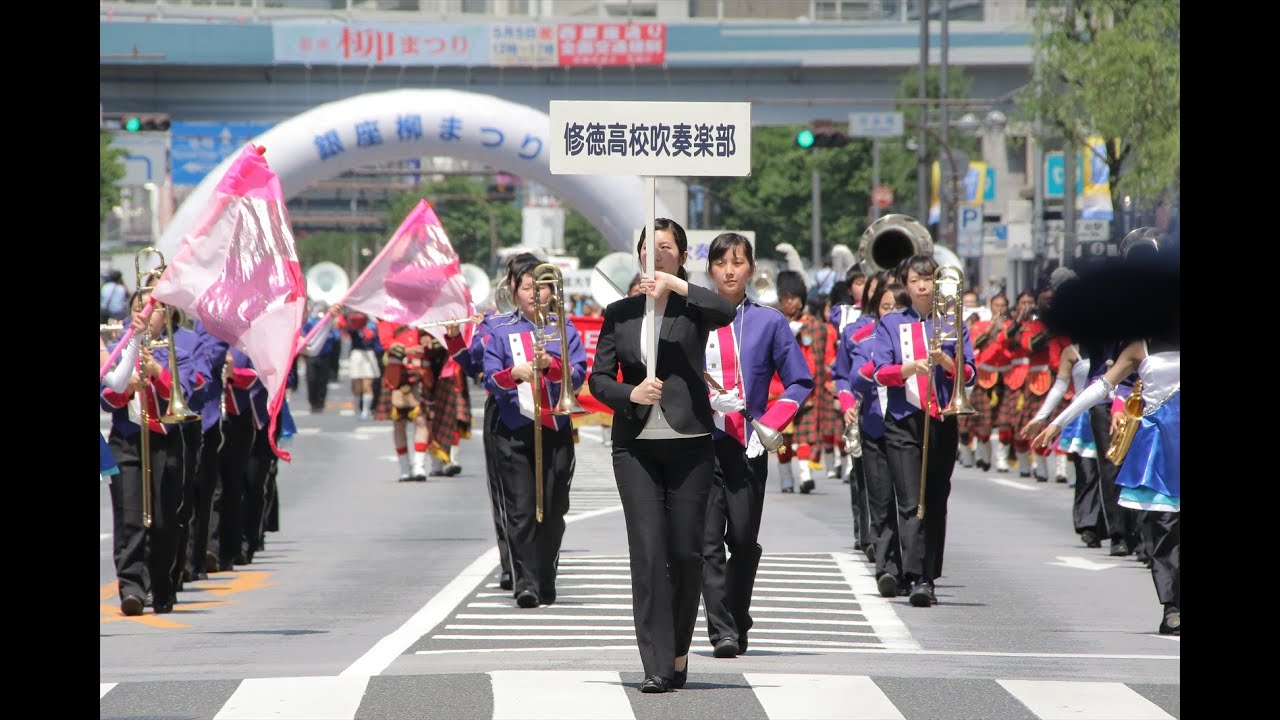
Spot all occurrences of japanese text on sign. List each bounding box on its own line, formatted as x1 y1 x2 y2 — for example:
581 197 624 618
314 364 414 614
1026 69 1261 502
556 23 665 67
273 23 486 66
550 101 752 177
490 23 558 67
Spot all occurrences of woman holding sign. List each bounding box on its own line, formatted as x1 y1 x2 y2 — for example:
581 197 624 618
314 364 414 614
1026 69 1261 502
588 218 735 693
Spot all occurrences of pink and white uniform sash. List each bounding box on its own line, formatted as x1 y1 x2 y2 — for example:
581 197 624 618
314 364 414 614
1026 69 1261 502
705 324 748 446
898 320 940 418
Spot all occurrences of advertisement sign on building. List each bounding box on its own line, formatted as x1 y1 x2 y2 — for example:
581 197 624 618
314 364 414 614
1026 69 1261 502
556 23 665 67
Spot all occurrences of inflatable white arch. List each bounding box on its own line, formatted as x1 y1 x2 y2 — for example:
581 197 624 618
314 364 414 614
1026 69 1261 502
158 89 672 261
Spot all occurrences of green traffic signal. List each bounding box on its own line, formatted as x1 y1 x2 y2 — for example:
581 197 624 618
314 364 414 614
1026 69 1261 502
124 116 141 132
796 129 815 149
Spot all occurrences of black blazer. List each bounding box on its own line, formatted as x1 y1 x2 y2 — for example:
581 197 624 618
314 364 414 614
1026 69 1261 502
589 283 736 445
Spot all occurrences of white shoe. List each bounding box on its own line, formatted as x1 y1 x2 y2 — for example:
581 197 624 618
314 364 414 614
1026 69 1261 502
778 462 796 492
1017 450 1033 478
798 459 816 494
398 452 412 481
1034 453 1050 482
413 453 429 480
958 443 975 468
975 437 991 470
992 438 1010 473
1055 453 1071 483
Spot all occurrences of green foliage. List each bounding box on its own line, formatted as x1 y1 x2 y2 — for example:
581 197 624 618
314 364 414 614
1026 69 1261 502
100 132 126 228
563 205 609 268
1017 0 1180 204
294 229 384 275
386 176 522 271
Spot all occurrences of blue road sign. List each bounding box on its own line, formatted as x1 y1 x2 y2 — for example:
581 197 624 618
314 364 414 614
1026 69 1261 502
171 121 275 186
1044 152 1084 199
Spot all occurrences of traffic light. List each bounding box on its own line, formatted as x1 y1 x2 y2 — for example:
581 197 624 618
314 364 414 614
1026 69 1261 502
796 121 848 149
102 112 171 132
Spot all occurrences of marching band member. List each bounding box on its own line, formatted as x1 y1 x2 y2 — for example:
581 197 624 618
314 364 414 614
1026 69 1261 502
772 271 836 494
300 303 340 413
869 255 975 608
183 320 231 582
588 219 735 693
966 293 1011 472
445 254 535 592
168 314 209 594
241 354 279 565
378 319 436 482
998 291 1039 477
700 233 813 659
483 254 588 609
101 293 207 615
955 289 982 468
425 336 467 477
835 278 910 597
340 311 381 421
100 316 146 481
214 347 258 571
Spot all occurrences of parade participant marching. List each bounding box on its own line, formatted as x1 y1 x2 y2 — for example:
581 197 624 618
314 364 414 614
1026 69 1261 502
300 303 341 413
424 334 467 477
699 232 813 659
341 310 381 421
965 293 1011 471
827 268 868 484
445 254 536 592
998 291 1041 477
183 320 231 581
869 255 976 608
213 347 259 571
378 319 436 482
772 270 836 494
100 315 147 481
483 254 588 609
588 219 735 693
835 278 910 597
101 292 207 615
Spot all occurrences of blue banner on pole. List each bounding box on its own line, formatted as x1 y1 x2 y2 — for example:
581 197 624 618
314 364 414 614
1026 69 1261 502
171 121 275 186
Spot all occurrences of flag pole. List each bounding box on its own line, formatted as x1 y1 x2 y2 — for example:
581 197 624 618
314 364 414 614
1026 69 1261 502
99 298 156 379
645 175 666 425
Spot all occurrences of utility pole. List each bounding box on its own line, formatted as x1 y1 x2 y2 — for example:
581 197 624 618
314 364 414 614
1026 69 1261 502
871 138 881 221
917 0 930 223
811 167 822 269
940 0 950 248
1061 1 1078 269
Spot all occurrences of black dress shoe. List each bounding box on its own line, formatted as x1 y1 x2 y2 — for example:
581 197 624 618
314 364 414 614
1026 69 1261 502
204 552 220 574
1159 608 1180 635
499 572 514 591
1109 539 1132 557
799 478 815 494
515 589 540 608
120 595 144 617
1080 530 1101 548
444 464 462 476
672 664 688 689
908 580 933 608
738 634 747 654
713 637 740 658
153 598 175 614
639 676 670 693
876 573 898 598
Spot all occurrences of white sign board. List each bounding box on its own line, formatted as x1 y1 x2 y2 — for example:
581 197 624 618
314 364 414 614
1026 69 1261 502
1045 219 1110 243
848 112 904 138
549 101 752 177
957 205 983 259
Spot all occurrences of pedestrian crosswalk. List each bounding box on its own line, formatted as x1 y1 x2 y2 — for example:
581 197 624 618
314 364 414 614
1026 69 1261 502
410 552 914 655
565 441 623 517
99 671 1179 719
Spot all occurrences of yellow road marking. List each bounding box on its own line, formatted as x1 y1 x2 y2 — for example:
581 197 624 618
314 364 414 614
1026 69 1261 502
99 571 272 628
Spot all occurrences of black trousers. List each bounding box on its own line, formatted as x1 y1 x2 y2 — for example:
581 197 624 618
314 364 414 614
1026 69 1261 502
305 356 331 411
883 413 958 583
613 435 715 682
1141 511 1180 608
170 422 201 590
186 424 221 577
483 397 513 578
1070 453 1104 535
242 422 278 558
848 455 874 551
212 412 254 566
1088 405 1138 544
701 436 768 646
108 428 186 605
492 420 574 601
861 432 902 581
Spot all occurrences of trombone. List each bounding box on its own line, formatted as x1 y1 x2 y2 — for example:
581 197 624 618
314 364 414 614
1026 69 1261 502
530 262 587 522
917 265 976 520
134 247 202 528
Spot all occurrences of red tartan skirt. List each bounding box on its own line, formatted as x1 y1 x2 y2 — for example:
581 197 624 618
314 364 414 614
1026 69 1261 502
996 385 1037 432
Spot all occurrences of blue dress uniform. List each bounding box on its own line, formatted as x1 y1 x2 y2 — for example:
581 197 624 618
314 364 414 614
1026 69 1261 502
870 306 975 602
212 347 260 570
482 313 588 607
446 310 518 590
834 313 906 591
701 298 813 654
101 335 206 614
174 321 230 582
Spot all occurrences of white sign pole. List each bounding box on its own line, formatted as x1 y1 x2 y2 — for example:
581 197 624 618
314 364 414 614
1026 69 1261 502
645 176 657 383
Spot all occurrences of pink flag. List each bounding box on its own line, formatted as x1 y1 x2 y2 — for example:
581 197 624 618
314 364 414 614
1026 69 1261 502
151 144 306 461
341 198 475 346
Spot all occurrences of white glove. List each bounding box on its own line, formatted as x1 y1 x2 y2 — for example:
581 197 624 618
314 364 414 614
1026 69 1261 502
746 431 765 458
710 391 746 414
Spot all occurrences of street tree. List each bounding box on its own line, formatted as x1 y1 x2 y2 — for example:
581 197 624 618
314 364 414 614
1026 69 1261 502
1017 0 1179 210
101 132 126 229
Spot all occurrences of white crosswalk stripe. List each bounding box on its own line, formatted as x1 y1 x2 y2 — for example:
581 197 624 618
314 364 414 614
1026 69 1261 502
101 671 1180 719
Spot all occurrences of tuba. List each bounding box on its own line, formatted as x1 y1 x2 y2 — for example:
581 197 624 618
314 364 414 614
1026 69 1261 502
1105 379 1145 465
858 213 964 275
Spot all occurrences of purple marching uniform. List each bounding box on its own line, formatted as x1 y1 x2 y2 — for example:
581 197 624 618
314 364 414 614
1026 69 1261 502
184 320 231 579
212 347 260 570
701 299 813 652
445 310 518 589
869 306 975 601
101 335 206 614
242 355 277 564
482 313 588 606
833 313 904 584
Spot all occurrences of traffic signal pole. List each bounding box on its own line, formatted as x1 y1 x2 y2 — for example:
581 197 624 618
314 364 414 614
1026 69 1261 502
811 166 822 269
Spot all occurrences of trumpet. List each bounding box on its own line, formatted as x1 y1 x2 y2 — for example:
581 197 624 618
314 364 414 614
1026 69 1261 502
917 265 976 520
530 262 588 522
703 373 785 453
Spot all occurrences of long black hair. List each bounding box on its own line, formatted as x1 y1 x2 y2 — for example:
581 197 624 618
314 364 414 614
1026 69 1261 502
637 218 690 281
